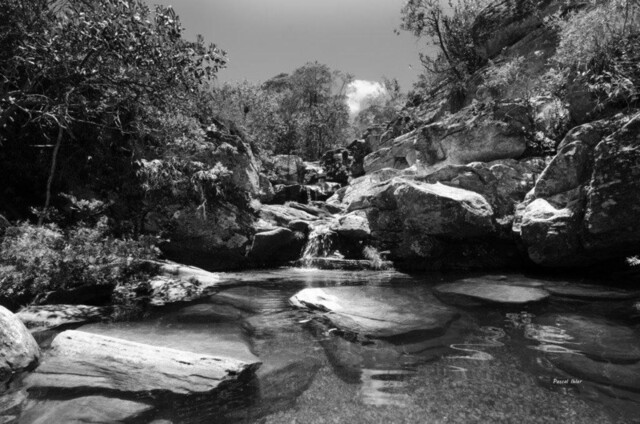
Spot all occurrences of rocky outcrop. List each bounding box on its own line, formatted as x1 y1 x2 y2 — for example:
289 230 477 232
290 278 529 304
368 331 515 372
248 227 305 266
265 155 305 185
17 305 108 333
363 101 530 175
25 330 260 396
514 113 640 267
155 201 255 271
0 306 40 380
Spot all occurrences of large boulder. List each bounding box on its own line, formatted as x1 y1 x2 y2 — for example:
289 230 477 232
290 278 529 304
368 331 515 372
342 177 523 270
153 201 255 271
290 286 459 338
514 113 640 267
25 330 260 396
265 155 305 185
363 101 530 175
0 306 40 380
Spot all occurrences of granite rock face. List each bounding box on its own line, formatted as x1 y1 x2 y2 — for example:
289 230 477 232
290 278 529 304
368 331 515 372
515 113 640 266
363 101 530 175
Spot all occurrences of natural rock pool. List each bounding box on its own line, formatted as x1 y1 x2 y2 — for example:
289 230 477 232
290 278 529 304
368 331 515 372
3 268 640 423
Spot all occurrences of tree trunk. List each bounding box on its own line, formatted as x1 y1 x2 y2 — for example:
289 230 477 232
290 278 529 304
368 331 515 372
39 124 63 225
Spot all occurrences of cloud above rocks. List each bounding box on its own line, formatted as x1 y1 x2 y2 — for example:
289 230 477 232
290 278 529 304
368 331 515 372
346 80 387 116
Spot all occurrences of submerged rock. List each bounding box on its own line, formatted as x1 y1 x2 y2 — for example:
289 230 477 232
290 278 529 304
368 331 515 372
25 330 260 396
0 306 40 380
533 314 640 363
19 396 153 424
290 286 459 338
434 280 550 305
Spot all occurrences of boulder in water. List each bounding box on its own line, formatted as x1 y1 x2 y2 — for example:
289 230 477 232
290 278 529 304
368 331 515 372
19 396 153 424
532 314 640 363
290 286 459 338
25 330 260 396
434 280 550 305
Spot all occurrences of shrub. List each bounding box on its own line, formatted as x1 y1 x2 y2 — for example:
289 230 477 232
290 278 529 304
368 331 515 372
551 0 640 109
0 219 160 305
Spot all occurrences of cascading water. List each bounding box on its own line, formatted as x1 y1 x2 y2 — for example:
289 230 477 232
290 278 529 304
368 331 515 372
300 223 335 267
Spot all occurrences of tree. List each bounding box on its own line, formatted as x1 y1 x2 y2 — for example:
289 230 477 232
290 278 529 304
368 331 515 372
0 0 225 222
399 0 489 104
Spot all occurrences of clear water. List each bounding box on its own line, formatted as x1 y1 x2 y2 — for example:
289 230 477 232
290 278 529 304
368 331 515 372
4 269 640 424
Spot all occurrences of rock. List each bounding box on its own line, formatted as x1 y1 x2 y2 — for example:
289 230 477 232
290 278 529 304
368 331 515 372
419 158 546 219
341 177 516 270
302 161 325 184
515 113 640 267
258 173 275 203
266 155 305 185
19 396 153 424
148 261 237 306
297 258 392 271
363 101 530 175
347 139 372 178
16 305 109 333
0 390 26 423
327 168 402 209
548 354 640 393
248 227 305 266
81 320 260 364
153 201 255 271
290 286 459 338
25 330 260 395
320 148 354 184
434 280 550 305
532 314 640 363
271 184 327 204
38 283 115 306
333 210 370 240
172 303 249 323
541 282 639 301
0 306 40 380
259 204 319 228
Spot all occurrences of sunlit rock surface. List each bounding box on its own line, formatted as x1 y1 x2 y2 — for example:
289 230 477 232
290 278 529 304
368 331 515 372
290 286 459 338
25 330 260 396
515 113 640 267
0 306 40 380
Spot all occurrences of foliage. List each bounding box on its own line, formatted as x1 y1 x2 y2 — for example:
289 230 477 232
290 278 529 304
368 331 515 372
210 62 352 160
549 0 640 109
0 0 226 222
400 0 489 106
479 57 526 98
0 219 160 304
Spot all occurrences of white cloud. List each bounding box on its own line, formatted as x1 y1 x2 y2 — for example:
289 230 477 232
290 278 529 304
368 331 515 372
346 80 387 116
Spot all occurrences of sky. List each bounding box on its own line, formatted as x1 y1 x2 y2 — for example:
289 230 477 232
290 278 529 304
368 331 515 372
144 0 427 92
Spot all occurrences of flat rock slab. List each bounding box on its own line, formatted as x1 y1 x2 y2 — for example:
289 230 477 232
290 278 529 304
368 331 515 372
17 305 109 332
290 286 459 338
434 281 550 305
541 282 639 300
19 396 153 424
25 330 260 396
534 314 640 363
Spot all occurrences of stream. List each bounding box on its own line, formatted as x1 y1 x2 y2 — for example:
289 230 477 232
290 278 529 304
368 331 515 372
5 268 640 423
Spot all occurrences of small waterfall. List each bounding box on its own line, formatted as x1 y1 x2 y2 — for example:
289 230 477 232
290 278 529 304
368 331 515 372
300 223 334 267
